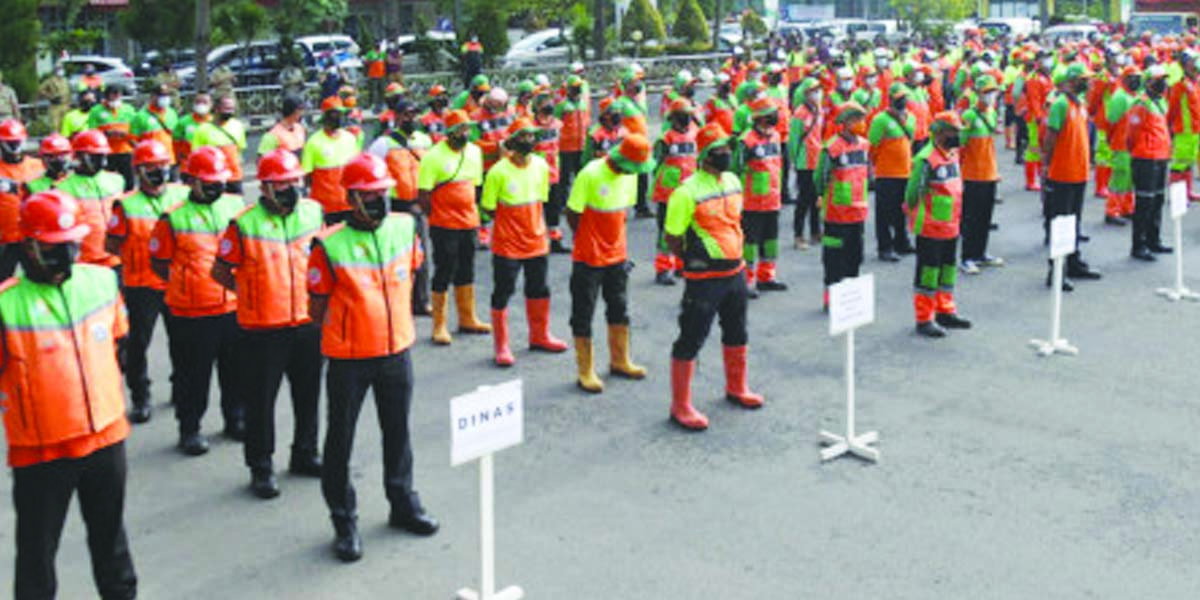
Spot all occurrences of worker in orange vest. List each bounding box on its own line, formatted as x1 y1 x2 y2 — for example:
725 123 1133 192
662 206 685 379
481 118 569 367
257 95 307 158
651 98 697 285
212 149 323 498
736 97 788 296
1 190 138 600
705 72 737 135
420 84 449 143
1129 65 1174 261
471 87 515 249
551 75 591 253
87 86 136 191
149 147 245 455
105 140 187 424
0 119 44 278
53 130 123 270
906 112 972 338
566 135 654 393
788 78 826 250
814 103 871 309
26 133 73 194
302 97 361 224
308 153 439 563
664 122 763 431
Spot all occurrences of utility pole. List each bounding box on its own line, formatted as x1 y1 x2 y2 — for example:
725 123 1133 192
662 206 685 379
196 0 211 92
593 0 606 61
712 0 724 50
455 0 463 39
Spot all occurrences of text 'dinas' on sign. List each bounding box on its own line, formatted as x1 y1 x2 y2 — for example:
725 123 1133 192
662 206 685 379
451 379 524 466
828 274 875 336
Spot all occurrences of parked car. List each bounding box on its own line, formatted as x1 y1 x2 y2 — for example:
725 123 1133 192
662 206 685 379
177 40 318 90
978 17 1040 39
504 28 573 69
296 34 360 65
61 56 137 93
134 49 197 79
1042 24 1100 46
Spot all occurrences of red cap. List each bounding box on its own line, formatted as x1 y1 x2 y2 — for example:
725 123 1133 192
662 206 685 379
71 130 111 155
133 140 171 166
696 122 731 158
39 134 72 156
0 119 27 143
21 190 90 244
667 98 692 116
257 149 305 183
186 146 232 183
320 97 345 112
429 84 446 97
444 109 471 131
341 153 395 192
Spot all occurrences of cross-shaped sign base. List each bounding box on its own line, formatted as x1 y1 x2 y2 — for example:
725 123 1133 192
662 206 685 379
1028 337 1079 357
819 429 879 462
1156 286 1200 302
456 586 524 600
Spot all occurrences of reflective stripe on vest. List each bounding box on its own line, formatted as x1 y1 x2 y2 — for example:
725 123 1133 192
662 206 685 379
653 129 698 203
165 195 243 314
316 215 417 359
681 174 745 277
742 131 782 210
0 265 126 448
56 172 125 267
823 138 870 224
913 152 962 239
233 201 323 328
118 186 188 289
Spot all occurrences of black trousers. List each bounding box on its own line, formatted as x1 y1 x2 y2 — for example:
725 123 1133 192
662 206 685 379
549 151 583 229
322 351 420 524
108 153 134 192
391 202 431 310
241 324 323 472
780 147 792 204
430 226 476 292
12 443 137 600
1014 114 1029 163
793 169 821 238
1132 158 1169 251
914 235 958 294
961 180 997 261
822 221 864 286
123 286 166 407
636 172 649 212
874 177 911 253
1044 180 1085 261
569 261 629 337
671 273 749 360
492 254 550 310
0 243 20 280
170 311 242 436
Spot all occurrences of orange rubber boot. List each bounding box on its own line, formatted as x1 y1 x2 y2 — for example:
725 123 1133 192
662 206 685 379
526 297 567 352
1025 162 1042 191
670 358 708 430
1094 166 1111 199
722 345 764 408
491 309 514 367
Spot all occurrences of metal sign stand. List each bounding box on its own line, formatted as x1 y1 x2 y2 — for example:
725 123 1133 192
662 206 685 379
1156 182 1200 302
820 274 880 463
455 453 524 600
819 327 880 462
1030 215 1079 357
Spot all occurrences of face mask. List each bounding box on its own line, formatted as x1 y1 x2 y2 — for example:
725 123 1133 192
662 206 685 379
448 131 468 148
761 115 779 129
942 135 961 149
1041 58 1054 70
28 242 80 283
108 98 122 109
865 76 878 87
718 83 731 95
1073 81 1089 96
671 114 690 130
218 111 234 122
197 182 224 204
808 91 823 106
272 185 299 211
890 97 907 112
45 157 68 178
631 83 644 95
838 80 853 92
77 153 105 175
80 100 96 112
1126 77 1142 91
351 195 388 229
681 86 696 98
878 58 890 68
707 150 732 172
0 141 20 163
509 138 535 155
398 119 416 135
194 103 211 116
143 167 167 188
913 73 926 84
768 74 782 86
1148 79 1167 95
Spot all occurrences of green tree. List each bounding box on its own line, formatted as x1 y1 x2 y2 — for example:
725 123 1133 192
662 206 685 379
672 0 710 45
621 0 667 43
463 0 510 63
889 0 973 35
569 2 593 61
213 0 269 47
0 0 40 100
121 0 197 51
272 0 348 38
740 9 767 41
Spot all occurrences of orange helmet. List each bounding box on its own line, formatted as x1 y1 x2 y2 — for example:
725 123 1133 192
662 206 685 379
39 134 72 156
257 149 305 183
186 146 232 183
71 130 111 155
429 84 446 97
340 153 395 192
0 119 27 143
21 190 90 244
133 140 171 166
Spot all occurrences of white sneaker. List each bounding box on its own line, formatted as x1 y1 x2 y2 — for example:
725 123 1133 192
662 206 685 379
960 260 981 274
979 255 1005 267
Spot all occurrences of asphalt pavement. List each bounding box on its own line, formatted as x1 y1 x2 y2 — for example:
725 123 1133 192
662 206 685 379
2 125 1199 599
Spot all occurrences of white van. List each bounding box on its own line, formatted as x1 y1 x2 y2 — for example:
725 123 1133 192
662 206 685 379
979 17 1040 38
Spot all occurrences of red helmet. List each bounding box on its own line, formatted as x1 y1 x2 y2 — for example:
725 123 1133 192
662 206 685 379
0 119 27 143
133 140 171 166
71 130 112 155
21 190 90 244
186 147 232 183
257 149 304 183
341 153 395 192
39 134 72 156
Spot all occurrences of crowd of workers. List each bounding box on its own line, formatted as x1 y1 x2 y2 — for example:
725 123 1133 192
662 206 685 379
0 24 1198 597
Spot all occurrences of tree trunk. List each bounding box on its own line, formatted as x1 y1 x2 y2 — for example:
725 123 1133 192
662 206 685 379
593 0 606 61
195 0 211 92
712 0 723 50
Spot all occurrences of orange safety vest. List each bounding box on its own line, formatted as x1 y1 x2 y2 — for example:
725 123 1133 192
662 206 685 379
472 108 514 170
312 215 419 359
821 134 870 224
420 111 447 143
677 171 745 280
110 185 188 290
706 96 736 136
910 147 962 240
224 200 322 329
0 265 128 457
54 172 124 267
534 118 562 183
384 142 424 204
558 100 589 153
652 127 697 203
588 125 623 160
740 128 783 212
1130 96 1172 160
0 159 44 244
156 195 242 317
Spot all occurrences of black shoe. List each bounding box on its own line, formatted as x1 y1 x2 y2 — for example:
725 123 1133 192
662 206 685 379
1105 215 1128 226
333 521 363 563
1149 243 1174 254
936 313 973 329
915 321 947 338
389 508 440 536
1078 233 1090 243
289 452 323 477
549 238 572 254
1131 247 1157 261
1067 265 1102 280
178 433 210 456
129 402 152 425
747 286 760 299
635 206 654 219
1045 271 1075 291
989 222 999 230
757 280 788 292
654 271 676 286
895 244 915 256
224 420 246 442
878 250 901 262
250 470 281 500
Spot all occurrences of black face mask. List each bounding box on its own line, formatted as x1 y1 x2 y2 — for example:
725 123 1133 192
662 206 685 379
196 182 224 204
272 185 299 211
323 113 344 129
399 119 417 135
761 116 779 129
718 83 732 95
432 98 448 111
942 135 961 149
45 157 68 178
143 167 167 188
1148 79 1167 96
768 74 783 86
681 86 695 99
218 111 235 122
567 89 581 101
80 100 96 112
707 150 733 172
671 114 690 130
448 132 469 149
630 84 644 95
24 242 79 284
350 194 388 230
509 138 535 155
1 141 21 164
890 97 908 113
76 154 105 176
1073 81 1089 96
538 105 554 118
1125 77 1142 92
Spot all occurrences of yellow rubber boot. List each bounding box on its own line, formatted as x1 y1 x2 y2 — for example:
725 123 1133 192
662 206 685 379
574 337 604 393
431 291 453 345
454 285 491 334
607 324 647 379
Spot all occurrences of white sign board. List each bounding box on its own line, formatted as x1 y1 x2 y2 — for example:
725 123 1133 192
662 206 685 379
451 380 524 466
1170 181 1189 219
1049 215 1077 259
828 274 875 336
